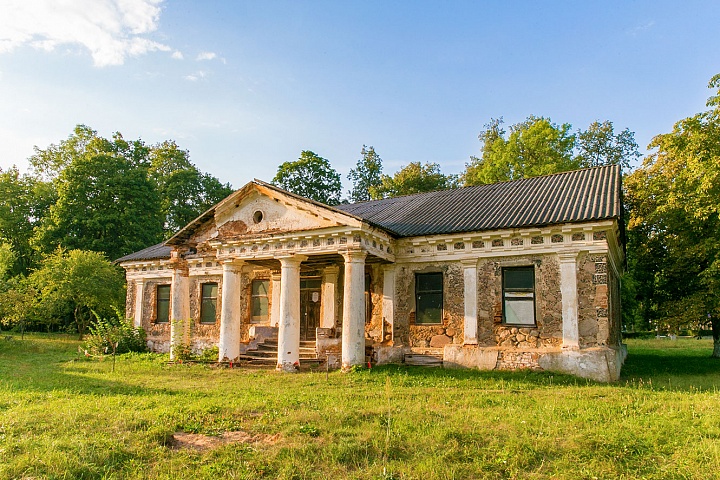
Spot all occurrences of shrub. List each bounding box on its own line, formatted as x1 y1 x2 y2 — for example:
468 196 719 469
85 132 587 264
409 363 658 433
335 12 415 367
84 312 147 356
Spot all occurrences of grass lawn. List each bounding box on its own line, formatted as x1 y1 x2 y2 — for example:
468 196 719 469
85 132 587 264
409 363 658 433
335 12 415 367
1 335 719 479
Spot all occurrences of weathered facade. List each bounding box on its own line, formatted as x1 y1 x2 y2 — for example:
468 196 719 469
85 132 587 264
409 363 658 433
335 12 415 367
118 165 626 381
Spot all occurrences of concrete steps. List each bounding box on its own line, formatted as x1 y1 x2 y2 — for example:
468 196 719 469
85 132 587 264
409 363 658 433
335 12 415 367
239 338 319 366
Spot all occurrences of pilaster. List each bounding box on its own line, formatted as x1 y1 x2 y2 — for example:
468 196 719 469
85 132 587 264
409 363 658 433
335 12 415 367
462 259 478 345
559 252 580 350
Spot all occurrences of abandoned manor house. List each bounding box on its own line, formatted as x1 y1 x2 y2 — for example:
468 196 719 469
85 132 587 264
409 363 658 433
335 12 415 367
117 165 626 382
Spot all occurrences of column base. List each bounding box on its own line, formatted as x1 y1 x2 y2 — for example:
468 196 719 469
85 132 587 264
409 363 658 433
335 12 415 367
276 361 300 373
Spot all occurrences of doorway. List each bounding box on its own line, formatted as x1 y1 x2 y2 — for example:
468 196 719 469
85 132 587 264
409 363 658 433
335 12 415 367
300 278 321 340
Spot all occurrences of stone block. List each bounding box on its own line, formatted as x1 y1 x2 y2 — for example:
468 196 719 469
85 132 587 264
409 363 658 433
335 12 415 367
443 345 499 370
430 334 452 348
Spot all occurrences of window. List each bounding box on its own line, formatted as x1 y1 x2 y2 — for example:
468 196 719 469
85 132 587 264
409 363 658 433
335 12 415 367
156 285 170 323
200 283 218 324
415 272 443 324
251 279 269 323
503 267 535 325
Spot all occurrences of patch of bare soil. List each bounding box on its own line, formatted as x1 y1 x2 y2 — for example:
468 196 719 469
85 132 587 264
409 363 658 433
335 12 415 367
170 431 281 451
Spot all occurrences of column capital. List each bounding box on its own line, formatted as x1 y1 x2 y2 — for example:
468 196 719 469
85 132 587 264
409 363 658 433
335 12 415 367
340 248 367 263
558 252 580 263
135 277 146 285
222 259 245 272
460 259 478 268
277 254 308 268
324 265 340 276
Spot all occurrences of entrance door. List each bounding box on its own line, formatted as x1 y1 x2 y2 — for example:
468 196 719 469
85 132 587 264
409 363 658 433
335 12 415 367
300 278 321 340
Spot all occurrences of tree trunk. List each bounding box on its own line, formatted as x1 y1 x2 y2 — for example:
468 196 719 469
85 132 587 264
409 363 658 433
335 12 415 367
712 317 720 359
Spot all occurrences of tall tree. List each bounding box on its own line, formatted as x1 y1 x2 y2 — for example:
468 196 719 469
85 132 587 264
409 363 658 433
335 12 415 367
576 120 641 170
347 145 384 202
625 74 720 357
29 249 124 339
272 150 342 205
149 141 233 235
463 116 578 186
0 167 40 275
32 129 164 260
374 162 458 198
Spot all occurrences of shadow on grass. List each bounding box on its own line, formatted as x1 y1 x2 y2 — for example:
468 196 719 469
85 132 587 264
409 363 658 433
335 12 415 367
621 347 720 390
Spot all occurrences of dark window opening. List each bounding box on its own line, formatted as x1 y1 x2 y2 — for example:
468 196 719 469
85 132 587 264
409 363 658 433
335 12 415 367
156 285 170 323
251 279 269 323
415 272 443 324
200 283 218 324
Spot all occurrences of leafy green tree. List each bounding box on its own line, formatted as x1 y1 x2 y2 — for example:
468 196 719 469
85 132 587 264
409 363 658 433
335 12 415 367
272 150 342 205
0 167 49 275
374 162 458 198
32 129 164 260
463 116 578 186
30 249 125 339
576 121 641 170
149 141 233 235
625 74 720 357
348 145 384 202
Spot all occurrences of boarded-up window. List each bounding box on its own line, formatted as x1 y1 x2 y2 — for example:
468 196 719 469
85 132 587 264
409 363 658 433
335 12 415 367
156 285 170 323
251 280 270 323
200 283 218 324
415 272 443 324
503 267 535 325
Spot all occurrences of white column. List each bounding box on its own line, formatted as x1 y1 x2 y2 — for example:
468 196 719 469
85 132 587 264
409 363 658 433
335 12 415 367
382 265 396 343
277 255 306 372
462 260 478 345
321 266 339 328
133 278 145 328
341 249 367 371
169 266 190 360
559 252 580 350
270 271 281 327
218 260 244 361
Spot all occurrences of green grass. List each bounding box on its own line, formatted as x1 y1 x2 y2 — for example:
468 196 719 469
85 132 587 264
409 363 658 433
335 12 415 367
1 335 719 479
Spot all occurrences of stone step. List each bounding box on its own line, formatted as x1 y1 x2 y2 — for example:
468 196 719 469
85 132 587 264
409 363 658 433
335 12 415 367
404 353 444 367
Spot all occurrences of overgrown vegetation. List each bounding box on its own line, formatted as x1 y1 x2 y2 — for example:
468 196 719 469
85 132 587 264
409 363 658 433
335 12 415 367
0 335 718 479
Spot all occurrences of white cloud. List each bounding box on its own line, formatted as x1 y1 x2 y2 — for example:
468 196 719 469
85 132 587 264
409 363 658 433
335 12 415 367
196 51 217 61
171 50 184 60
0 0 172 66
627 20 655 36
184 70 207 81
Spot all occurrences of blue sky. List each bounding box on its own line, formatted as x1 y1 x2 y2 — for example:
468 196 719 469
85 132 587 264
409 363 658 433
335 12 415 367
1 1 719 192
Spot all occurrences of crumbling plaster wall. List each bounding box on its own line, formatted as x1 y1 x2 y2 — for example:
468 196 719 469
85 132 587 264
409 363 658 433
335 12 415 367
364 264 386 343
394 261 464 348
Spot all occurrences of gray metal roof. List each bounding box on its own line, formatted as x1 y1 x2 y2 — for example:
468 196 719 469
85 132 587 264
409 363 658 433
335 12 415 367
336 165 621 237
117 165 621 263
115 243 171 263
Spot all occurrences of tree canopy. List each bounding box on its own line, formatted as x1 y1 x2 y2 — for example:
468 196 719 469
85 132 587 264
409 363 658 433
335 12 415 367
463 117 640 186
272 150 342 205
347 145 384 202
624 74 720 356
373 162 458 198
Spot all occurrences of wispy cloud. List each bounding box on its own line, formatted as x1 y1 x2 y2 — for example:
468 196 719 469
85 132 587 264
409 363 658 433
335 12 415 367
627 20 655 36
196 51 217 61
171 50 184 60
184 70 207 81
0 0 173 66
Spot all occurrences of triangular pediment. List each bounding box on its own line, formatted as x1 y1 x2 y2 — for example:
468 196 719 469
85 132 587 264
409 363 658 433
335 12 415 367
166 181 365 248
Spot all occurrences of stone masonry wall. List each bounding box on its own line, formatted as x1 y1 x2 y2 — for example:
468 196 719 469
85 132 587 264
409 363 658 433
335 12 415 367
394 262 464 348
577 253 614 347
364 264 386 343
477 254 563 349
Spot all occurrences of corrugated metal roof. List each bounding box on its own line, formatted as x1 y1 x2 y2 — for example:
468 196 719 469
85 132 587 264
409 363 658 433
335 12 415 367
115 243 171 263
117 165 621 263
336 165 621 237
